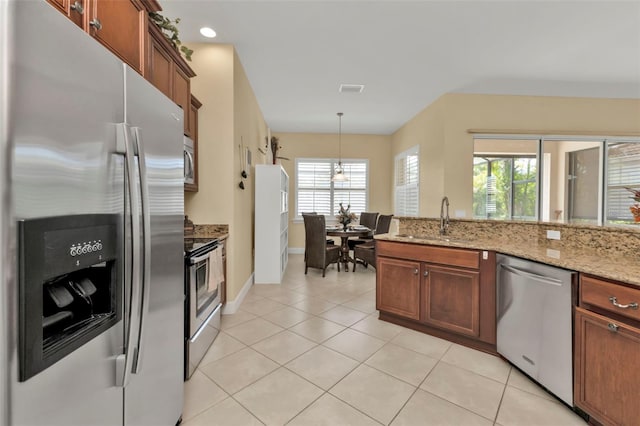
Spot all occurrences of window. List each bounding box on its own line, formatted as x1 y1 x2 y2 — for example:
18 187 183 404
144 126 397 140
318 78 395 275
473 155 537 220
473 135 640 226
295 158 368 219
394 146 419 216
606 142 640 224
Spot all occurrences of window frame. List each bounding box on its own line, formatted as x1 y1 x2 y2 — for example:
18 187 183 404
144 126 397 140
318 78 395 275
394 145 420 216
473 134 640 226
294 157 369 222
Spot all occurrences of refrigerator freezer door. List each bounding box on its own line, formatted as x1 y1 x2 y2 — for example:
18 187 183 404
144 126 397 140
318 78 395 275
123 66 184 425
9 2 125 425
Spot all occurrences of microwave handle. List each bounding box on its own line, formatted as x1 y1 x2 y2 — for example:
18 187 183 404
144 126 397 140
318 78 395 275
115 123 143 388
184 149 194 179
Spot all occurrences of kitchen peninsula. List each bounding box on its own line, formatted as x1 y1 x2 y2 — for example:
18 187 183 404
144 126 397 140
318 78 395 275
375 218 640 426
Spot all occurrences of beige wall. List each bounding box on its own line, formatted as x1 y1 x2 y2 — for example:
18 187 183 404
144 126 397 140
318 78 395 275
392 93 640 218
273 132 393 250
185 43 268 302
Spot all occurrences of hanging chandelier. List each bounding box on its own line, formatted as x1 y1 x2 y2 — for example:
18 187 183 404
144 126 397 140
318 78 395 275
332 112 348 182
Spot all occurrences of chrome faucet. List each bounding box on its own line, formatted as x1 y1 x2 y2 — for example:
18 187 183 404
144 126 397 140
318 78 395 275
439 196 450 235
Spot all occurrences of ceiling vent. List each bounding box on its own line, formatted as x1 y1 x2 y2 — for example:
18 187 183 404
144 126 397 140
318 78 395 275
339 84 365 94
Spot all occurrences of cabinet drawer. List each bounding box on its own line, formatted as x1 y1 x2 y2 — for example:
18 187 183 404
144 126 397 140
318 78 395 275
377 240 479 269
581 275 640 323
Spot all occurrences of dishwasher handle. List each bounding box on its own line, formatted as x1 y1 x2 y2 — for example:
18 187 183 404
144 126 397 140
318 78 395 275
499 263 564 286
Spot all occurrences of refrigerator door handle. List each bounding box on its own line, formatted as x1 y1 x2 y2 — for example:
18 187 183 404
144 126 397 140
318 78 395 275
131 127 151 374
115 123 143 388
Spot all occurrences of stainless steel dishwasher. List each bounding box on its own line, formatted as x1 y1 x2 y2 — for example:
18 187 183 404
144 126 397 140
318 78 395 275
496 254 576 406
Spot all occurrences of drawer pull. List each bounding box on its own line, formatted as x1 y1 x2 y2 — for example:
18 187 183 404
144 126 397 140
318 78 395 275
607 323 619 332
609 296 639 310
413 268 419 275
423 270 429 277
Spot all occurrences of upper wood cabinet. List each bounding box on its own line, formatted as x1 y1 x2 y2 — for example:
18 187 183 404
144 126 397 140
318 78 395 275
46 0 84 28
86 0 147 74
46 0 162 75
146 17 196 136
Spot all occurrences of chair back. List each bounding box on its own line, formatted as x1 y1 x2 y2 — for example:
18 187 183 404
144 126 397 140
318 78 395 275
303 214 327 267
359 212 379 230
375 215 393 234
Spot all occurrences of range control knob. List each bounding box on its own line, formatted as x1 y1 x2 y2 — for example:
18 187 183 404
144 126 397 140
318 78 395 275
97 242 103 250
70 246 78 257
92 243 100 251
81 245 88 254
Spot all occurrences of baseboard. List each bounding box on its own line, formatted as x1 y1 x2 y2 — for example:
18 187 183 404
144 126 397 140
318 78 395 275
289 247 304 254
222 272 254 315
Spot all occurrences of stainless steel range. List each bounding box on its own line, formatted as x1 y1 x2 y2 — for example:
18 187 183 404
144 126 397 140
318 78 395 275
184 238 224 379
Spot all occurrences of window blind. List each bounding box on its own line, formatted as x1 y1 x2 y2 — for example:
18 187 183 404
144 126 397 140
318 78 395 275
296 158 368 218
394 147 419 216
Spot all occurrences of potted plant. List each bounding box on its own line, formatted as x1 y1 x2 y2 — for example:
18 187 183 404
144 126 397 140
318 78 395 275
625 187 640 222
149 12 193 61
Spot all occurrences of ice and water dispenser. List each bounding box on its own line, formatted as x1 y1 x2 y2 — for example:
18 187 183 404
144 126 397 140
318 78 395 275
18 214 122 381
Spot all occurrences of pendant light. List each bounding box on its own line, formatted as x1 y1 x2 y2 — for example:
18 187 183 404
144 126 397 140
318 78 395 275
332 112 348 182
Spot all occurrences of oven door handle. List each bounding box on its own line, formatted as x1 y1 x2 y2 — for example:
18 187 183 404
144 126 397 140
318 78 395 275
190 251 212 264
131 127 151 375
115 123 143 388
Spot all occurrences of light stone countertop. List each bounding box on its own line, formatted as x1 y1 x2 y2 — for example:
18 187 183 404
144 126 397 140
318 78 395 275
375 233 640 287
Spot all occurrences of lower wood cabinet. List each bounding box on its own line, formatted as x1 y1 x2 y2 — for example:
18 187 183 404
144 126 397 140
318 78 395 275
376 257 421 321
575 273 640 426
574 307 640 426
376 240 495 351
422 265 480 337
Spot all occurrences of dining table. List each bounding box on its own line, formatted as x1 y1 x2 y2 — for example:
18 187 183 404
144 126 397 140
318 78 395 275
326 226 373 272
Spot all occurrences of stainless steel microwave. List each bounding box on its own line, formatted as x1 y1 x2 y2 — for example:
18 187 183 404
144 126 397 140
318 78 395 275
184 136 195 185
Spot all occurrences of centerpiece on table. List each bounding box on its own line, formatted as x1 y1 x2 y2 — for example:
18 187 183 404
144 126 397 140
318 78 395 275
626 187 640 223
336 203 358 231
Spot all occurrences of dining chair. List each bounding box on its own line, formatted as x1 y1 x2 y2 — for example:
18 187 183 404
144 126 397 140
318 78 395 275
353 214 393 270
303 214 341 277
347 212 379 250
302 212 335 248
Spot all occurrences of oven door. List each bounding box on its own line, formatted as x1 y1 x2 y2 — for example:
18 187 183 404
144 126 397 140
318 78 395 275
188 250 220 336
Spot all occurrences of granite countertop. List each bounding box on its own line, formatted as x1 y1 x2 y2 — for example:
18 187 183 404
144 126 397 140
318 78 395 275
376 233 640 287
185 224 229 241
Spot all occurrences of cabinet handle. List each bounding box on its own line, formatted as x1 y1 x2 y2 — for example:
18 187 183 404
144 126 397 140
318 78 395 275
413 268 419 275
70 1 83 14
609 296 638 310
423 270 429 277
607 323 619 333
89 18 102 30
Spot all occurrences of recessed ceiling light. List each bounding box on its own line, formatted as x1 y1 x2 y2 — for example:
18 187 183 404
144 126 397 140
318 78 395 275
200 27 217 38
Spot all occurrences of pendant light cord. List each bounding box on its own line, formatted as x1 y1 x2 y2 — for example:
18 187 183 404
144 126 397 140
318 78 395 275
337 112 343 167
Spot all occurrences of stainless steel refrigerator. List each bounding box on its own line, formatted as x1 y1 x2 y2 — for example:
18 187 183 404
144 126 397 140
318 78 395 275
1 1 184 425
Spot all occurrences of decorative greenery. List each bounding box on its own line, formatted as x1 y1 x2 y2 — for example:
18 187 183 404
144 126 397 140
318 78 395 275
336 203 358 229
626 187 640 222
149 12 193 62
625 187 640 203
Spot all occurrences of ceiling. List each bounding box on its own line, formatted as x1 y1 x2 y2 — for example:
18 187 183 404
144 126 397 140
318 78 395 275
159 1 640 135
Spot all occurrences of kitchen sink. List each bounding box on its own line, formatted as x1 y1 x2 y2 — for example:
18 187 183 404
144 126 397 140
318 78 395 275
394 234 470 244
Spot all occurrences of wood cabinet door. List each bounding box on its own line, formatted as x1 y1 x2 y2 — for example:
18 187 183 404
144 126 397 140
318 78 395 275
146 35 173 99
46 0 84 28
422 265 480 337
575 307 640 426
87 0 146 74
376 257 421 320
173 66 191 136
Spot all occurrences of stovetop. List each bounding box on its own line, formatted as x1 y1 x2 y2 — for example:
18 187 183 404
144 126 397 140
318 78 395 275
184 237 218 258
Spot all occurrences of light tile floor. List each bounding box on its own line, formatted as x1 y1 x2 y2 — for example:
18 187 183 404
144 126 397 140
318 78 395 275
183 254 586 426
